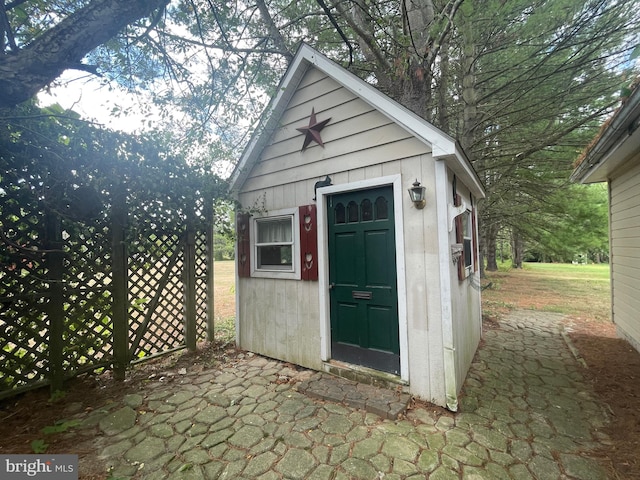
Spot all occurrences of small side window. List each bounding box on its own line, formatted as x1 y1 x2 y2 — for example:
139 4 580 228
251 208 300 280
462 210 473 273
255 216 293 271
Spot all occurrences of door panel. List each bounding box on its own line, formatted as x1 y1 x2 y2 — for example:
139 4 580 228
335 301 360 345
364 230 392 286
328 186 400 375
334 232 358 285
367 305 397 351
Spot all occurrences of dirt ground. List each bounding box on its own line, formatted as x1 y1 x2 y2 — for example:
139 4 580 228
563 316 640 479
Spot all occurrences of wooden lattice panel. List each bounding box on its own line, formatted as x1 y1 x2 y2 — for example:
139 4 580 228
1 165 215 398
195 231 209 341
1 193 50 394
128 233 186 359
59 220 113 371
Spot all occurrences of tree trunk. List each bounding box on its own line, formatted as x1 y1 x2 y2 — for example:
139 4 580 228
457 4 478 153
485 224 499 271
479 220 486 278
512 231 524 269
0 0 169 108
437 36 450 133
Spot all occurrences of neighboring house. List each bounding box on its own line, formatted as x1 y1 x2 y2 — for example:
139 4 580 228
571 84 640 354
229 44 485 410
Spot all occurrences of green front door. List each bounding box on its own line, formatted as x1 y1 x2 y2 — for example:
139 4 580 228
327 186 400 375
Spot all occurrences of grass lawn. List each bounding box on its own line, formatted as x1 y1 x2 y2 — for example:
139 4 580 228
212 260 236 343
482 262 611 323
214 260 613 340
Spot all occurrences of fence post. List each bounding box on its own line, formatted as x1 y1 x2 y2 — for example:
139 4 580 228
184 226 197 351
45 211 65 394
111 185 129 380
205 203 215 341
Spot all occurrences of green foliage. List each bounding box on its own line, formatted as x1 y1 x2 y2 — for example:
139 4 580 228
524 262 611 280
522 184 609 263
214 316 236 345
29 418 81 453
213 233 235 261
40 419 80 435
212 200 236 260
1 101 229 392
30 439 48 454
4 0 638 267
49 389 67 402
131 298 150 312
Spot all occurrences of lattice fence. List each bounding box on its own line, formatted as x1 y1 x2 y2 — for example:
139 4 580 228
0 185 215 399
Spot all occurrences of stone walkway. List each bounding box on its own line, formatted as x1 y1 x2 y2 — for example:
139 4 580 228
63 310 611 479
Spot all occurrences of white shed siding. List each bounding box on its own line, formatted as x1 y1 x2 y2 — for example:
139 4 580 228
237 66 454 401
240 70 428 196
447 178 482 390
610 154 640 351
235 58 483 407
401 155 446 404
237 278 321 370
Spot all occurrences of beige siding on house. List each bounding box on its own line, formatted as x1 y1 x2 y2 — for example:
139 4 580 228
610 154 640 350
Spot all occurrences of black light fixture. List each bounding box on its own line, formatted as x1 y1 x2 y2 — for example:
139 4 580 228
408 179 426 209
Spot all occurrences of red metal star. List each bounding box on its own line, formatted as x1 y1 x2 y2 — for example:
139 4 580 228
297 108 331 151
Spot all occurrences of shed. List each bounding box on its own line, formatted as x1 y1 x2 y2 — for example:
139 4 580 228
571 83 640 354
229 44 485 410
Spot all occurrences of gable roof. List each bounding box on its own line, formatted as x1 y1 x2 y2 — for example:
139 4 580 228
571 82 640 183
229 43 485 198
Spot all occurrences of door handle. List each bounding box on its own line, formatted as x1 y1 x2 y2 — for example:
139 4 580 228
329 282 336 290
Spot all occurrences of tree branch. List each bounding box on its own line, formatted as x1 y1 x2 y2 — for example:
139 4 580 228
0 0 17 51
332 0 391 73
255 0 293 61
0 0 170 108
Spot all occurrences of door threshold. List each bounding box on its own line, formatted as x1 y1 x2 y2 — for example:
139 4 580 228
322 360 408 391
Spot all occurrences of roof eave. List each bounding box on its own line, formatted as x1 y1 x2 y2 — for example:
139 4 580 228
571 87 640 184
230 43 485 199
433 142 487 199
229 45 311 196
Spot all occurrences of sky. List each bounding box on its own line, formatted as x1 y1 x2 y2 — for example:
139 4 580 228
37 70 240 178
38 70 160 134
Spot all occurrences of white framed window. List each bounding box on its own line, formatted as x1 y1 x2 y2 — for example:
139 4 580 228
462 209 473 276
251 208 300 279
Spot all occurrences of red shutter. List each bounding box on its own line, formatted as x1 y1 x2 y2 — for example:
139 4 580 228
299 205 318 281
454 194 465 281
236 213 250 278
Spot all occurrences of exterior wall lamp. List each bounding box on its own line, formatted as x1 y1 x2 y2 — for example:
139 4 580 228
408 179 426 209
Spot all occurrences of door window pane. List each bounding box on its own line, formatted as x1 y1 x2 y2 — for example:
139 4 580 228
347 201 358 223
375 196 388 219
361 199 373 221
334 203 345 224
